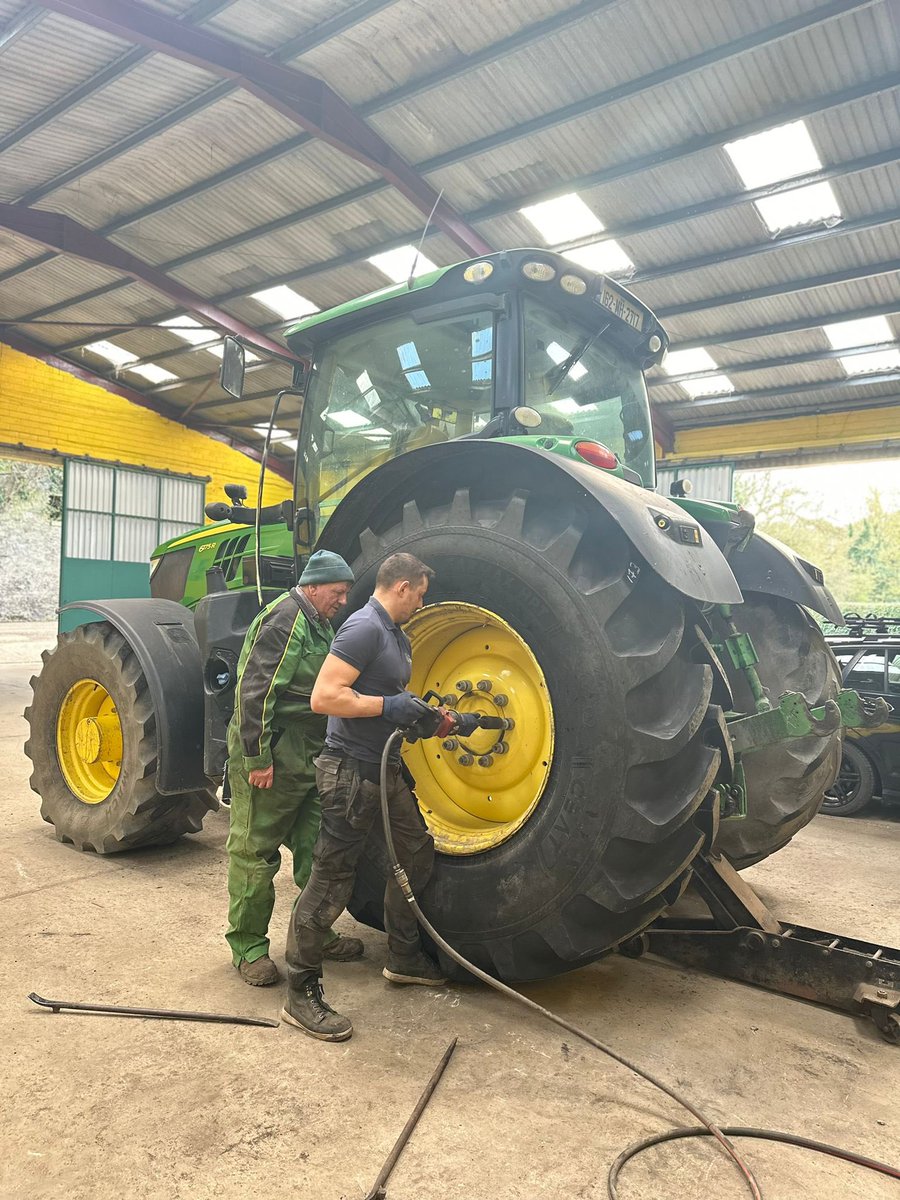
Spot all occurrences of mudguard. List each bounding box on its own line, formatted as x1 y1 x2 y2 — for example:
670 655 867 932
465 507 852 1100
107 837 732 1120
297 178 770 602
318 441 743 606
58 598 209 794
729 529 843 624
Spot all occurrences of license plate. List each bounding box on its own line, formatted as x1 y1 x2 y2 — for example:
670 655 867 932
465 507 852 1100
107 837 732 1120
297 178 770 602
596 284 644 332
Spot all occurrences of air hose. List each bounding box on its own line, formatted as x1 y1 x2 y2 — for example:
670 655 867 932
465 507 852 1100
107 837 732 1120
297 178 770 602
379 730 900 1199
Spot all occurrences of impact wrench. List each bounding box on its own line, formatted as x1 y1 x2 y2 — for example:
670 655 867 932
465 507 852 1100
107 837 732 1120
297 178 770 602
380 710 900 1199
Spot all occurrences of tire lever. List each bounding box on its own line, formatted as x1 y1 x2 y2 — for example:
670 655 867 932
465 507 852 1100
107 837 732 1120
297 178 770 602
28 992 279 1028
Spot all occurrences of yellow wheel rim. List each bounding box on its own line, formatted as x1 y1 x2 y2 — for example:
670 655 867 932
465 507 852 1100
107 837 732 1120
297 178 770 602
404 603 554 855
56 678 123 804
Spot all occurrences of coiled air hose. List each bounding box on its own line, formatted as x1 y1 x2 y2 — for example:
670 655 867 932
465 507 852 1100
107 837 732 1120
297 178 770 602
379 730 900 1198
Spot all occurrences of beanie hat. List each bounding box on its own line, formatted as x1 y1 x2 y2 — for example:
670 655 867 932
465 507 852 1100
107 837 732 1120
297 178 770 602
299 550 354 585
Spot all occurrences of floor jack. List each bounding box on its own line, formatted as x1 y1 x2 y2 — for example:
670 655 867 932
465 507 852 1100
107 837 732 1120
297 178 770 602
619 851 900 1044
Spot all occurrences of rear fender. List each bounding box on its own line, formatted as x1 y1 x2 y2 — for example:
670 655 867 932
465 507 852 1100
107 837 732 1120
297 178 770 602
729 530 843 623
58 599 209 794
317 441 742 606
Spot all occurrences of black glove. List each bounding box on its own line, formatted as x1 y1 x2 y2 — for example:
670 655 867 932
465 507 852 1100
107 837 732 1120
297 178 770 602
453 711 485 738
382 691 433 728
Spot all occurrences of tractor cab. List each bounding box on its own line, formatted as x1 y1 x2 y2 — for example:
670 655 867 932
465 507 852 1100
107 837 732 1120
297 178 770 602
280 249 668 535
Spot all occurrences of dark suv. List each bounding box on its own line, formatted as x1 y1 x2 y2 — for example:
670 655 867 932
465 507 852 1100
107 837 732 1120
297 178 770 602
823 615 900 816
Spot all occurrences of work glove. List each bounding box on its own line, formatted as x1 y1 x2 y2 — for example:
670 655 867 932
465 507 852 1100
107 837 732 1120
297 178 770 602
382 691 434 729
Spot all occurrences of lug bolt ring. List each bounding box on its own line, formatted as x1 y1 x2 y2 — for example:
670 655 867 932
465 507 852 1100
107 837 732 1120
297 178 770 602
456 680 472 693
457 753 474 766
476 679 492 692
492 741 509 754
442 738 458 752
494 694 508 706
477 755 494 768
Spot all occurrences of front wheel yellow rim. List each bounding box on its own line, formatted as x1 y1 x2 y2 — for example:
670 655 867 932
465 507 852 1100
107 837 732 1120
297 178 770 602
404 603 554 855
56 679 123 804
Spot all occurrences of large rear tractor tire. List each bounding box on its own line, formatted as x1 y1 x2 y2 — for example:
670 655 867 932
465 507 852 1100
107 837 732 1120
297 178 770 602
713 594 842 869
345 484 724 981
25 621 217 853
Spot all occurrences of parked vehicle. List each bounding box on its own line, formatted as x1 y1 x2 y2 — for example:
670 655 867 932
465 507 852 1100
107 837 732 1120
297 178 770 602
824 615 900 816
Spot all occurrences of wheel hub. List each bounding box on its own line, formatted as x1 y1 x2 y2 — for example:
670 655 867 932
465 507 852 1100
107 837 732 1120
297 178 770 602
404 602 554 855
56 679 123 804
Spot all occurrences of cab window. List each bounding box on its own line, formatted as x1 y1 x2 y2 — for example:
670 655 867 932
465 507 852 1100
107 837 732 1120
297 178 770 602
298 310 495 521
844 651 887 693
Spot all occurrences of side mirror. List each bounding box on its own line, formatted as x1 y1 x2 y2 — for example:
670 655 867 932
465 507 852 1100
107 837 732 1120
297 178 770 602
295 506 317 549
220 337 246 399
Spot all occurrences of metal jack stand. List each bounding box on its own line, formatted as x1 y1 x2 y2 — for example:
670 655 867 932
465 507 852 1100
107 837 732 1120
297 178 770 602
620 853 900 1044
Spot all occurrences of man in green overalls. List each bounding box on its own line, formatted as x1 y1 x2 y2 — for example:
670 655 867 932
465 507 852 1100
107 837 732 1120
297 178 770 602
226 550 364 985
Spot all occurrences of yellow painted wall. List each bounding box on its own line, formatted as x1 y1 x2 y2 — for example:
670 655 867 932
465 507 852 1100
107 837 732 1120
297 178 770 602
660 403 900 465
0 344 292 510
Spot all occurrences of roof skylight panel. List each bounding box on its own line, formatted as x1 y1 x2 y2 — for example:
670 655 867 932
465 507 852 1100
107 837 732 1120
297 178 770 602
723 120 842 233
84 339 138 368
367 245 437 283
251 286 319 320
519 194 634 276
662 348 734 399
824 316 900 375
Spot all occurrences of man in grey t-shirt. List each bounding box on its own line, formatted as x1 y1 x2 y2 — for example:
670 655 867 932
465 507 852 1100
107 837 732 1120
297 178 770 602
282 552 446 1041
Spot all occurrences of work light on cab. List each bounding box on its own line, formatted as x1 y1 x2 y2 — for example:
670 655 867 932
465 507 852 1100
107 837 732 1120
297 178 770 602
574 440 618 469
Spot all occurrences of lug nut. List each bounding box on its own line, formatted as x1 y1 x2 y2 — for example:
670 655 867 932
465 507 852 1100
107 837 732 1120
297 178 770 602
442 738 458 752
476 679 492 692
494 693 508 706
456 680 472 693
457 753 474 766
503 718 515 730
492 741 509 754
477 755 494 768
441 694 459 707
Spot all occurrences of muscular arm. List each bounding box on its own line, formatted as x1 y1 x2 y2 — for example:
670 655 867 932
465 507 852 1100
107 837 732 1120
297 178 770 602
310 653 385 718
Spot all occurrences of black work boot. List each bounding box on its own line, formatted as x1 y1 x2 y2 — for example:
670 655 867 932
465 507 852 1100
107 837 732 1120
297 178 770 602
281 978 353 1041
383 950 447 987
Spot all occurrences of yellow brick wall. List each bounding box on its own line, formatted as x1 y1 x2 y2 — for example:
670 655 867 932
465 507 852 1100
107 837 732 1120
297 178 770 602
0 344 292 510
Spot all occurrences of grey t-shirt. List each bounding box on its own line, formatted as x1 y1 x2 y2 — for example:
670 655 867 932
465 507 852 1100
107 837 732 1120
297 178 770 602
325 596 413 763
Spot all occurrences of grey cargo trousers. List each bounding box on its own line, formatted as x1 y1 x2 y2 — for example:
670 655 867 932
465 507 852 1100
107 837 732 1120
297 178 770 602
286 750 434 993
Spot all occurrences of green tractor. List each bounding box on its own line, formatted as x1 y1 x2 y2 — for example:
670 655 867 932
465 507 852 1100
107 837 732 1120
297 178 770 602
26 249 864 980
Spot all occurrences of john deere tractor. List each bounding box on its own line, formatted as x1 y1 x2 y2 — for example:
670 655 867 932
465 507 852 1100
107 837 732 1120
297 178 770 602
27 249 868 981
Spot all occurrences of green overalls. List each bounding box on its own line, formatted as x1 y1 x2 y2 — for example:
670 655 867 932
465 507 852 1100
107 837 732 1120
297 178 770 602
225 588 334 967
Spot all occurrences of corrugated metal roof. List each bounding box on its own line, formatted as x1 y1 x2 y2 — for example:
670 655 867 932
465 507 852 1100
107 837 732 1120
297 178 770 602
0 0 897 461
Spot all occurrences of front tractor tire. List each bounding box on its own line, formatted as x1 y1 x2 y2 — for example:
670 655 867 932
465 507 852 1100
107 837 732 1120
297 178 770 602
25 621 217 853
714 594 842 869
344 483 723 982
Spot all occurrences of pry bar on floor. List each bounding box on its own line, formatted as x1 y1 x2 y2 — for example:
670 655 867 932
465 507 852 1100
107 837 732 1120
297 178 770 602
28 992 279 1027
363 1036 459 1200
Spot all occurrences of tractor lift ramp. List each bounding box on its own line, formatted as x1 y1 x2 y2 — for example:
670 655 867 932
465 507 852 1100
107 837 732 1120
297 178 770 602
620 852 900 1044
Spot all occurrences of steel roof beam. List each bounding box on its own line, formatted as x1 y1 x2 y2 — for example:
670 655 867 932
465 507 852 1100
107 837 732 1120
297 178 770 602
0 0 232 159
657 259 900 319
0 0 397 195
39 0 491 257
0 3 44 51
672 302 900 351
662 370 900 414
0 7 888 292
0 202 297 361
650 341 900 387
1 330 292 479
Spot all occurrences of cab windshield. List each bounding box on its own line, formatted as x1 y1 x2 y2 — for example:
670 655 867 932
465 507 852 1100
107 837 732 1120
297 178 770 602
299 308 495 519
522 298 655 484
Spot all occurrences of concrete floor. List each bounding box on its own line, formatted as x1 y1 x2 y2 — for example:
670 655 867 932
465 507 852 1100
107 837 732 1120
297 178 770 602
2 622 898 1200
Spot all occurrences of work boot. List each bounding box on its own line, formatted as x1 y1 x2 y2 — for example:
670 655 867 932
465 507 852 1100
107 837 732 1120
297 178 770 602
382 951 447 987
322 934 365 962
237 955 279 986
281 979 353 1041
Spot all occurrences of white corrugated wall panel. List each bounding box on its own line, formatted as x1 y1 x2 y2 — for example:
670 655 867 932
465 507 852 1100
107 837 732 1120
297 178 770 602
160 476 203 524
657 464 734 502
